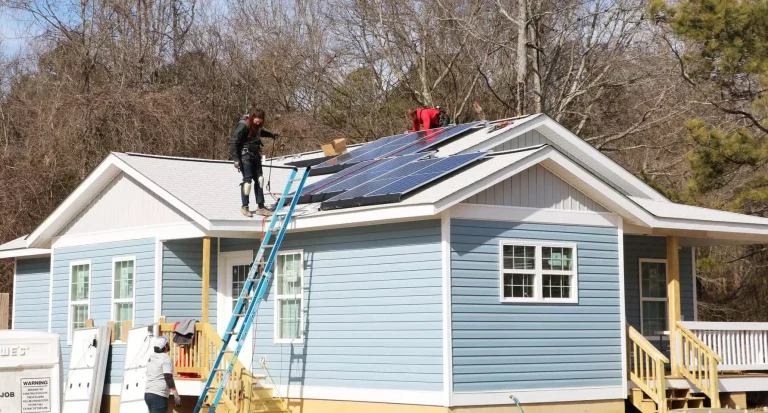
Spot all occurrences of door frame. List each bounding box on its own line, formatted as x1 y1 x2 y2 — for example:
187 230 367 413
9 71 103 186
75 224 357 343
216 250 254 368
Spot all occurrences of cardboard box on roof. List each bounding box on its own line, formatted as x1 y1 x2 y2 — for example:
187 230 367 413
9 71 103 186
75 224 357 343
322 138 347 156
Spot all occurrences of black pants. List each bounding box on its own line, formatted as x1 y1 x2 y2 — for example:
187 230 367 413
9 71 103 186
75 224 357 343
144 393 168 413
240 152 266 207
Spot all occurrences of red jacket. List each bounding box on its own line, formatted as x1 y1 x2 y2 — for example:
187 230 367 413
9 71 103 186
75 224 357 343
409 108 441 132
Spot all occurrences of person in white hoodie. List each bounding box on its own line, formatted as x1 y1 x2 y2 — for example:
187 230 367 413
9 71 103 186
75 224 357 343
144 336 182 412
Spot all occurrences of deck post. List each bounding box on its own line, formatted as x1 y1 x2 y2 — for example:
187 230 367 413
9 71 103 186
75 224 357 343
667 235 681 376
202 236 211 324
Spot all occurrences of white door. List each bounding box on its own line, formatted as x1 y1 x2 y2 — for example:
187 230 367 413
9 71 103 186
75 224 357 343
217 251 255 370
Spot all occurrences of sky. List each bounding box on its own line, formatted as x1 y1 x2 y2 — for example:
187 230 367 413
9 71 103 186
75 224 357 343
0 8 34 57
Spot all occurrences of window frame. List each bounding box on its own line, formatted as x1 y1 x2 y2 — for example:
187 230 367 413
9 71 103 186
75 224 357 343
273 250 304 344
498 240 579 304
639 258 669 336
111 256 137 344
67 260 92 345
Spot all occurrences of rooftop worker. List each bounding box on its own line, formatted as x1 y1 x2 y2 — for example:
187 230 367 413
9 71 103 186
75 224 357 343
144 336 182 413
230 107 279 217
407 106 450 132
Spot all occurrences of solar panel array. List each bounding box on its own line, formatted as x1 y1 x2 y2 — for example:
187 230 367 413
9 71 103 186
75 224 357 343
310 122 483 175
319 152 486 210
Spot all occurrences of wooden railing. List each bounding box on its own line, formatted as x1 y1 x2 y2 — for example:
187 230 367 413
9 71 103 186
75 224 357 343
675 321 721 408
682 321 768 371
628 323 669 413
158 321 259 412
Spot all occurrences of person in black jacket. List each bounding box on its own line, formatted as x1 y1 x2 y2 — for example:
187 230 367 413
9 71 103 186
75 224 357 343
229 107 279 217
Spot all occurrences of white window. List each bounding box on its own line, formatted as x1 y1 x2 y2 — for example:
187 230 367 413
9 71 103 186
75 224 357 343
69 261 91 343
274 251 303 343
500 241 578 303
112 257 136 342
640 259 668 336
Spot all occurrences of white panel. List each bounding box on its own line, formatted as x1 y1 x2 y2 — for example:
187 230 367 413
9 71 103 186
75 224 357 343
62 327 110 413
462 164 607 212
119 326 152 413
59 173 191 237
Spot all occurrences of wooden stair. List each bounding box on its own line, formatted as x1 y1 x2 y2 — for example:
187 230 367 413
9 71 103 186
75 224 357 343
198 383 290 413
630 387 707 413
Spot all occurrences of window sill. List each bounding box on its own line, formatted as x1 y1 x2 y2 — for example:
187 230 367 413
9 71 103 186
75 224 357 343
274 339 303 345
500 298 579 304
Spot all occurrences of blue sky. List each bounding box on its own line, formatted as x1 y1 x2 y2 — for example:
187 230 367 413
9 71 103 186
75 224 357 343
0 8 34 57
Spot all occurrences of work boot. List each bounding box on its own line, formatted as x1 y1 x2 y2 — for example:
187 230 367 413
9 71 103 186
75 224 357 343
256 208 273 217
240 206 253 217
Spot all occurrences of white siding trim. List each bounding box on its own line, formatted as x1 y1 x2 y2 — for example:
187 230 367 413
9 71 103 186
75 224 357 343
52 222 206 248
0 248 50 260
440 210 453 407
48 249 54 333
692 248 698 321
452 385 625 406
273 385 444 406
153 239 162 322
11 258 17 329
451 204 619 227
618 218 628 395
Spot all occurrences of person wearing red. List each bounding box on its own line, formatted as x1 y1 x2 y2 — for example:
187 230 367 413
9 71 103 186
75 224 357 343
407 107 441 132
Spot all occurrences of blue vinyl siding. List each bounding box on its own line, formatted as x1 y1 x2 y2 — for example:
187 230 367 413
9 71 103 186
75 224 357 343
50 238 155 385
450 219 623 392
14 257 51 331
624 235 695 332
229 220 444 391
161 238 218 328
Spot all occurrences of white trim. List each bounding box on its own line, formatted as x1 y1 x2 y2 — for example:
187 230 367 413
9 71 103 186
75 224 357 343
110 256 137 344
274 249 304 344
52 222 206 248
639 258 668 336
217 250 254 338
617 219 628 394
48 249 54 333
692 247 698 321
153 239 162 322
67 260 92 345
12 258 17 329
451 204 619 227
272 385 444 406
452 385 625 406
0 248 51 259
499 240 579 304
440 210 453 407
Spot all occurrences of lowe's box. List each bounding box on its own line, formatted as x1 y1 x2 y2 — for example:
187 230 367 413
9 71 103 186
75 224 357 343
0 331 62 413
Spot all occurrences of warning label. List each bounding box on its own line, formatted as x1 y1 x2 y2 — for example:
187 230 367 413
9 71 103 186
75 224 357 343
20 379 49 413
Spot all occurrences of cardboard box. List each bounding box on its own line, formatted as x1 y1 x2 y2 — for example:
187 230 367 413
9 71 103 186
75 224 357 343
321 138 347 156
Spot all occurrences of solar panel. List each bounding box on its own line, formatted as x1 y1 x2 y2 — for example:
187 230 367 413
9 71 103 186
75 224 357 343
310 122 483 175
297 153 431 203
320 152 486 210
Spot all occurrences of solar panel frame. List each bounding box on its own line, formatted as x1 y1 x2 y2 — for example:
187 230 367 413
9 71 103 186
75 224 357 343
296 153 433 203
320 152 486 210
310 122 483 175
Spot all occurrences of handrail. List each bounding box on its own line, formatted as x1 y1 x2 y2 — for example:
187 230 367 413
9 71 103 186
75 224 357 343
627 323 668 413
158 322 257 412
682 321 768 370
675 321 721 408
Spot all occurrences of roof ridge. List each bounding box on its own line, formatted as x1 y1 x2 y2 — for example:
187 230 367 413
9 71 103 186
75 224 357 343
119 152 231 164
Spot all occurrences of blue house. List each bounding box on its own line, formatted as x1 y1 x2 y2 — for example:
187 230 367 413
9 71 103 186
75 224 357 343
5 114 768 413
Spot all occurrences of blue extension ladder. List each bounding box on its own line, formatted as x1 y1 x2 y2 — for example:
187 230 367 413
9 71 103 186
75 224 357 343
193 165 310 413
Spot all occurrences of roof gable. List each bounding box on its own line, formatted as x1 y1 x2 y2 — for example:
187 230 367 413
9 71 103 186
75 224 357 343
57 172 192 237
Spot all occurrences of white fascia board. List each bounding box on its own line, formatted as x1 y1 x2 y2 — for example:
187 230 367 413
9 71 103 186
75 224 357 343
537 117 669 202
451 204 620 227
111 155 212 230
0 248 51 259
26 157 121 248
51 222 207 248
452 386 625 406
456 114 548 155
652 217 768 241
539 153 655 227
208 204 438 233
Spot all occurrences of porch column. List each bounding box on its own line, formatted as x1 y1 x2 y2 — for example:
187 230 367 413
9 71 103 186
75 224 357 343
202 236 211 324
667 235 681 376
